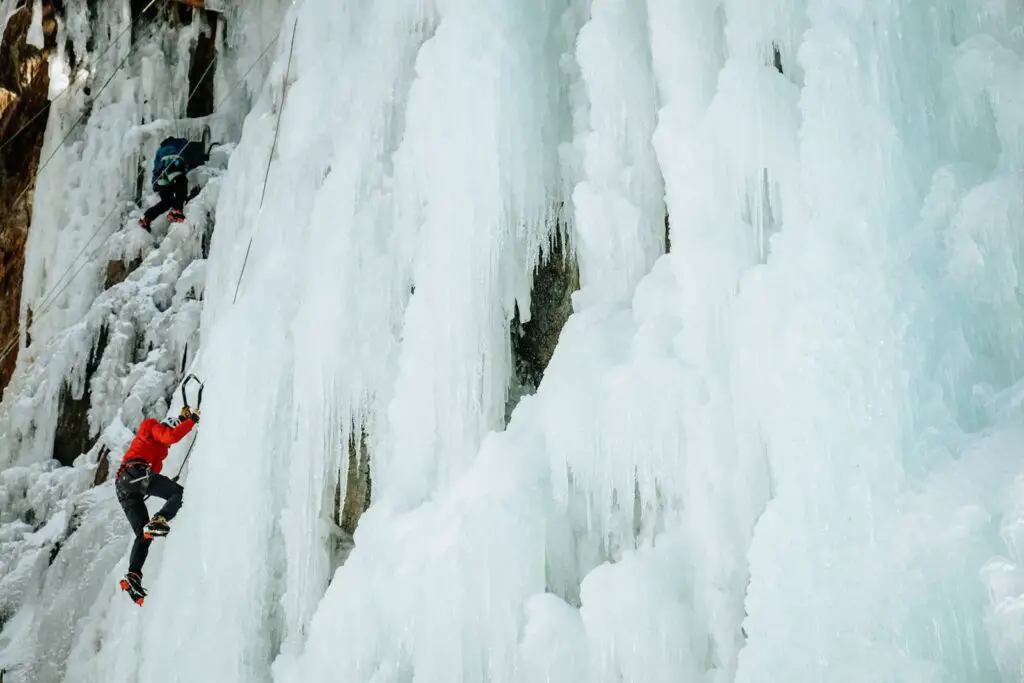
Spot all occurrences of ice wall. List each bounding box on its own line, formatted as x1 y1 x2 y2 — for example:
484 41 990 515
5 0 1024 682
193 0 1024 681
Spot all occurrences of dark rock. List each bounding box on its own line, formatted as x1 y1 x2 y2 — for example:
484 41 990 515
509 223 579 414
0 6 54 396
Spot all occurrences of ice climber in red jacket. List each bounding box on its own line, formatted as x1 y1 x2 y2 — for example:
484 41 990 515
114 405 199 604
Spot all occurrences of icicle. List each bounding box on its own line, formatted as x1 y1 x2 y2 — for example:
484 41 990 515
569 0 664 308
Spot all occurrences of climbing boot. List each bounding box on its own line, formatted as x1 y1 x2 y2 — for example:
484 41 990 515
119 571 146 605
138 216 151 231
143 515 170 540
167 209 186 223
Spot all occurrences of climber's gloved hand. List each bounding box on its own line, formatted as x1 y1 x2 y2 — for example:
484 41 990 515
189 408 200 424
179 406 198 424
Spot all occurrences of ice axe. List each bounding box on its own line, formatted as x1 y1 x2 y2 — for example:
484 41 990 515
180 373 204 414
143 375 204 500
172 374 204 482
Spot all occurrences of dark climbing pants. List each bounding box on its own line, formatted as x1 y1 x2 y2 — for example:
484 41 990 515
115 463 183 575
142 175 188 224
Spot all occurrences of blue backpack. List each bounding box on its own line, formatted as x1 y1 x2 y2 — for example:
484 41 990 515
152 137 208 188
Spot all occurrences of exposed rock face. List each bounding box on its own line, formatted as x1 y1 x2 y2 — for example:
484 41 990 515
340 427 371 535
0 4 56 396
92 445 110 485
510 226 580 409
52 325 108 467
333 224 578 538
186 7 217 118
103 255 145 289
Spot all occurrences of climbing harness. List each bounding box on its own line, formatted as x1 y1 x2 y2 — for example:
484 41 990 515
116 459 153 487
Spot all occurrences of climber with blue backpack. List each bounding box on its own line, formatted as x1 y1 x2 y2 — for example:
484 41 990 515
138 136 209 231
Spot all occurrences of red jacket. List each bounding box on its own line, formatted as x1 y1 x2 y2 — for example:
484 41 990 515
121 418 196 474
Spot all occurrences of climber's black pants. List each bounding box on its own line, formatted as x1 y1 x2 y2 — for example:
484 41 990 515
115 463 183 575
143 176 188 223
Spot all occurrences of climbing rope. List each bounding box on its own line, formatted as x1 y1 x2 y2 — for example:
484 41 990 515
258 22 297 210
0 0 161 156
232 17 298 305
210 31 281 113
